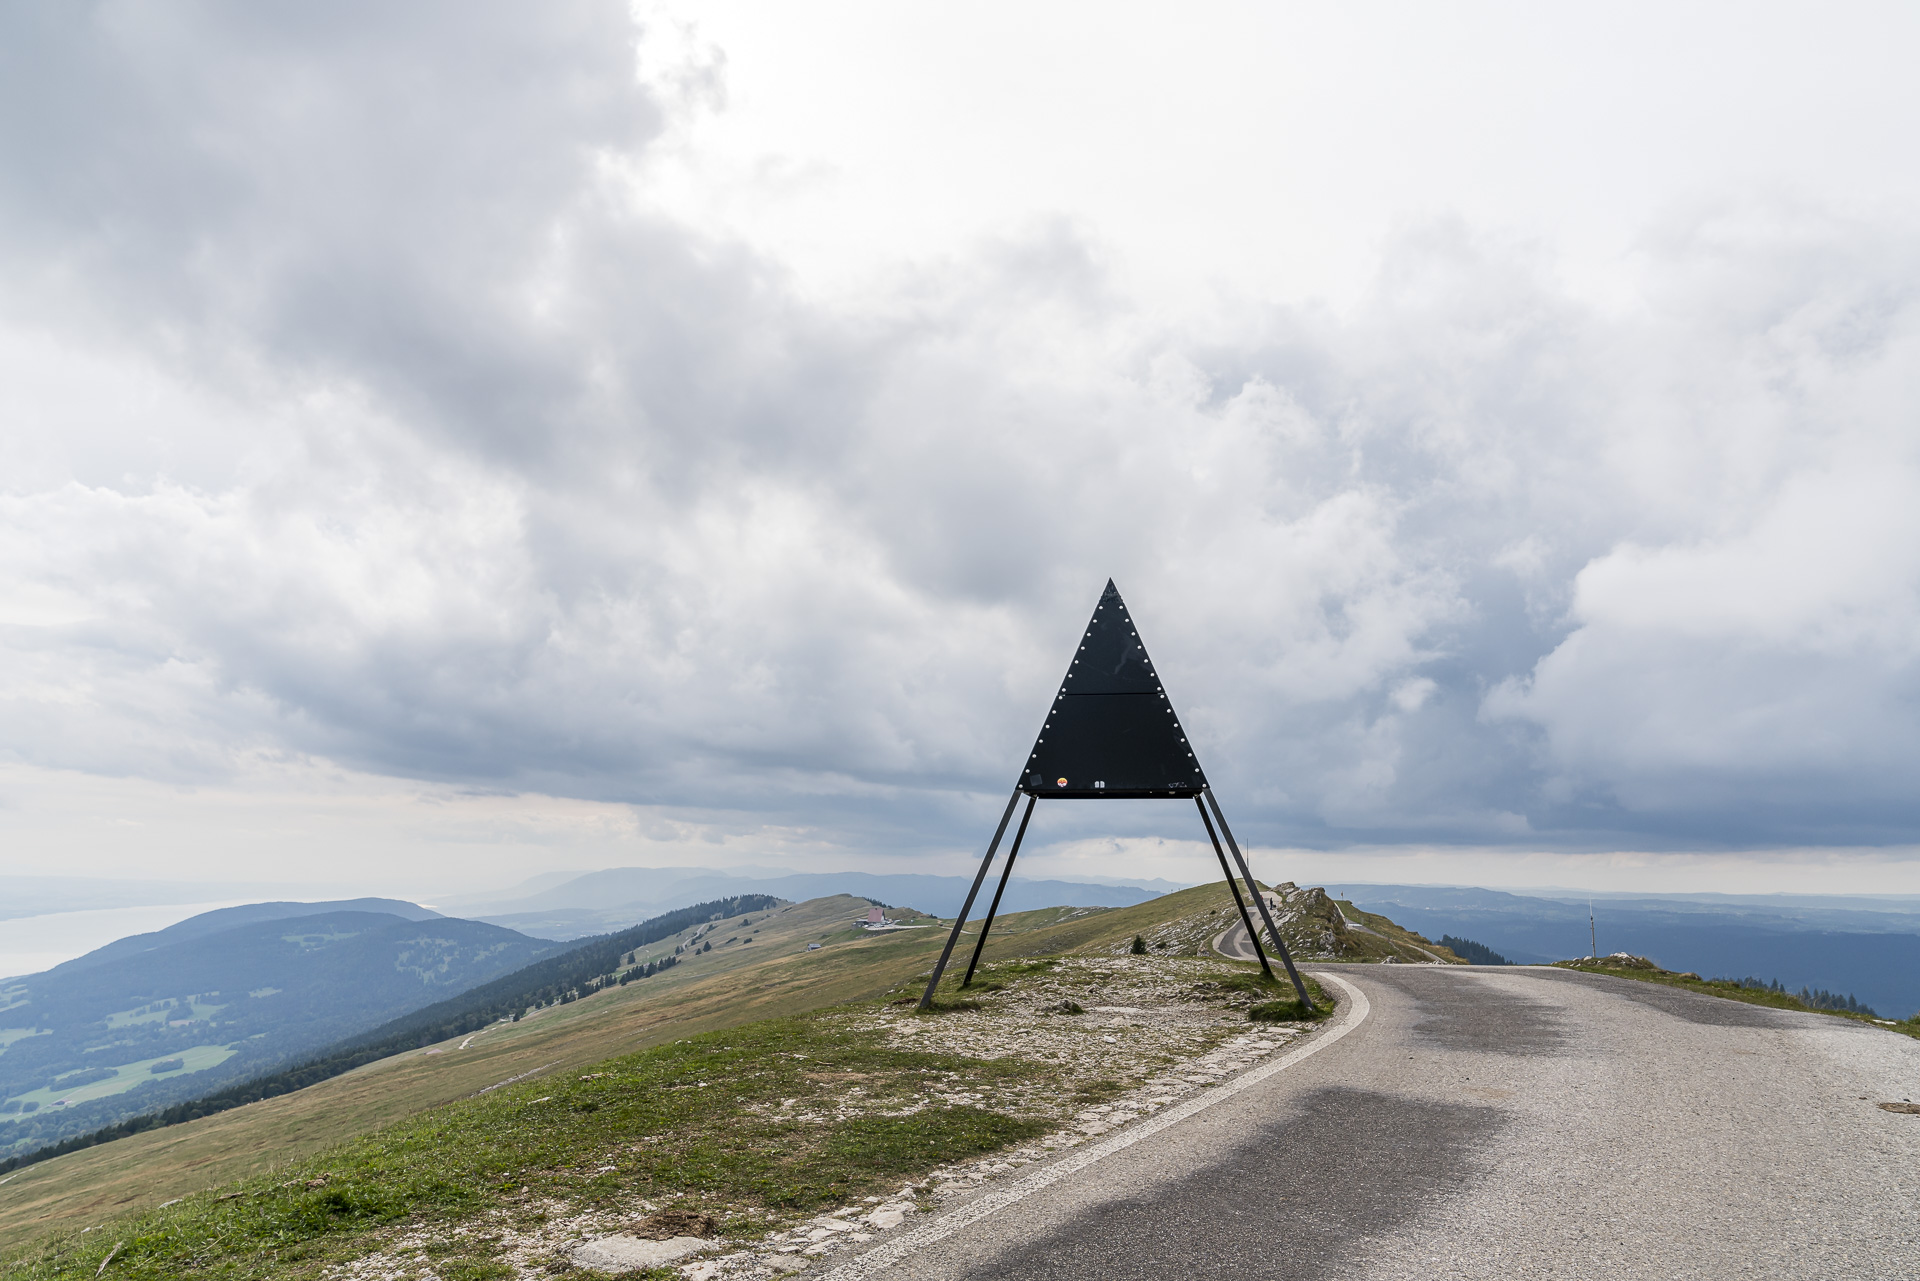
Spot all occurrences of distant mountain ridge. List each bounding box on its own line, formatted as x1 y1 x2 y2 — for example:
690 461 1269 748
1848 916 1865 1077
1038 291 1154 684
48 898 444 975
453 868 1168 939
0 903 553 1158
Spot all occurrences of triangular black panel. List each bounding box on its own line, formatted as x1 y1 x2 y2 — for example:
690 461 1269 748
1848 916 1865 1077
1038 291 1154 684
1022 580 1206 798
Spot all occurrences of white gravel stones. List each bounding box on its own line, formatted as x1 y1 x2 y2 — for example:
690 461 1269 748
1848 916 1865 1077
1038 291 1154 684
569 1232 716 1270
866 957 1257 1094
872 960 1309 1198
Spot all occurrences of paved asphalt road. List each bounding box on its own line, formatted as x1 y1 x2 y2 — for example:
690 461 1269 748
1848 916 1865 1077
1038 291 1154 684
835 965 1920 1279
1212 912 1276 964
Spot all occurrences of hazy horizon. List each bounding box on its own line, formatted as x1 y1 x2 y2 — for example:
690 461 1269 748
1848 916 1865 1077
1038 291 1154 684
11 863 1920 985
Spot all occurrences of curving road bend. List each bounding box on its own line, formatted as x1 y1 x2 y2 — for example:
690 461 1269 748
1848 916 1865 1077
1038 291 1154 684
1214 914 1446 965
843 965 1920 1280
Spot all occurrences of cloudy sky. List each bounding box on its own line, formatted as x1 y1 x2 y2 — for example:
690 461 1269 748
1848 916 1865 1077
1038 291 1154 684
3 0 1919 900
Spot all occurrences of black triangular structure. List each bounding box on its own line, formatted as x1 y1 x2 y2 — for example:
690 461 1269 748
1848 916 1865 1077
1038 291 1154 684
1024 580 1204 798
919 581 1313 1010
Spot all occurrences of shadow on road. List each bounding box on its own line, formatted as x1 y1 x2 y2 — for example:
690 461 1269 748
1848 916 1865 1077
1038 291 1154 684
962 1086 1501 1281
1361 966 1570 1055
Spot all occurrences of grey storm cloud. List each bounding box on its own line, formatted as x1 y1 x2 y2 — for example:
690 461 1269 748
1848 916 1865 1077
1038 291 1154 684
2 1 1918 856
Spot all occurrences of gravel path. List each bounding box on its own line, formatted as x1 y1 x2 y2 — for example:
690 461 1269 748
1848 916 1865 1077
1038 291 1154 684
831 965 1920 1279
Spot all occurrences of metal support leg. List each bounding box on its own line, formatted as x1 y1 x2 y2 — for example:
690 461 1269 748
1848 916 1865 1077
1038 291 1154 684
1197 797 1274 981
1205 787 1313 1008
962 793 1035 986
918 786 1025 1010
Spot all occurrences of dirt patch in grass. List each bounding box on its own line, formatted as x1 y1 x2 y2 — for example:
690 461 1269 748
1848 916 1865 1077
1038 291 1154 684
631 1208 719 1239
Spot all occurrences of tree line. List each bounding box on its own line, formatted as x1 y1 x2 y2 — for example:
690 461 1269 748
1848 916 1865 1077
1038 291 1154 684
1728 975 1877 1017
1438 935 1513 966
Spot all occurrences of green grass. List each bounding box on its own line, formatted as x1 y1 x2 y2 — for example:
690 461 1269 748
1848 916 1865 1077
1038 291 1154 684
436 1262 515 1280
1247 998 1318 1023
1552 958 1920 1039
1212 971 1333 1023
987 960 1058 978
1197 970 1331 1015
3 1010 1051 1280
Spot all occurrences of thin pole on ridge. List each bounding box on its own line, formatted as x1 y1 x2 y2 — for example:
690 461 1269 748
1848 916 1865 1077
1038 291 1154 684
1196 796 1273 981
962 793 1036 987
918 786 1024 1011
1204 786 1313 1008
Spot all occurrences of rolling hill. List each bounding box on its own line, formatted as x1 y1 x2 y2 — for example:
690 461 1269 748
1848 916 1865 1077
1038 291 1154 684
449 867 1167 938
38 897 443 976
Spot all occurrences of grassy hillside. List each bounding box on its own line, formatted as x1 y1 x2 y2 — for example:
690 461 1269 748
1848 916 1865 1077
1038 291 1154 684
0 916 1331 1280
0 879 1389 1259
0 895 948 1250
0 898 794 1180
1322 893 1467 963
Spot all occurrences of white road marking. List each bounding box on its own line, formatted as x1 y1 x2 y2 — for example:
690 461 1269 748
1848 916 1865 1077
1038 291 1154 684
821 971 1371 1280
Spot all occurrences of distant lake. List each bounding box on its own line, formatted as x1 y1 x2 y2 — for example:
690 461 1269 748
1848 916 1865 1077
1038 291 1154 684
0 902 243 981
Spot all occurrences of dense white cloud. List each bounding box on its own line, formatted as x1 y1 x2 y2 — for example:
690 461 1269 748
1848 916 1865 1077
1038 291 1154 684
2 1 1918 889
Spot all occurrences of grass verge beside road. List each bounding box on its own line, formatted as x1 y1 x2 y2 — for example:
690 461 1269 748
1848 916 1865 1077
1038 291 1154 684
1553 956 1920 1039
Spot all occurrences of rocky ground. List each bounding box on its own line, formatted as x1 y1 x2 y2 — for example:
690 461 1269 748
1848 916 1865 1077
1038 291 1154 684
325 956 1318 1281
1117 881 1441 963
